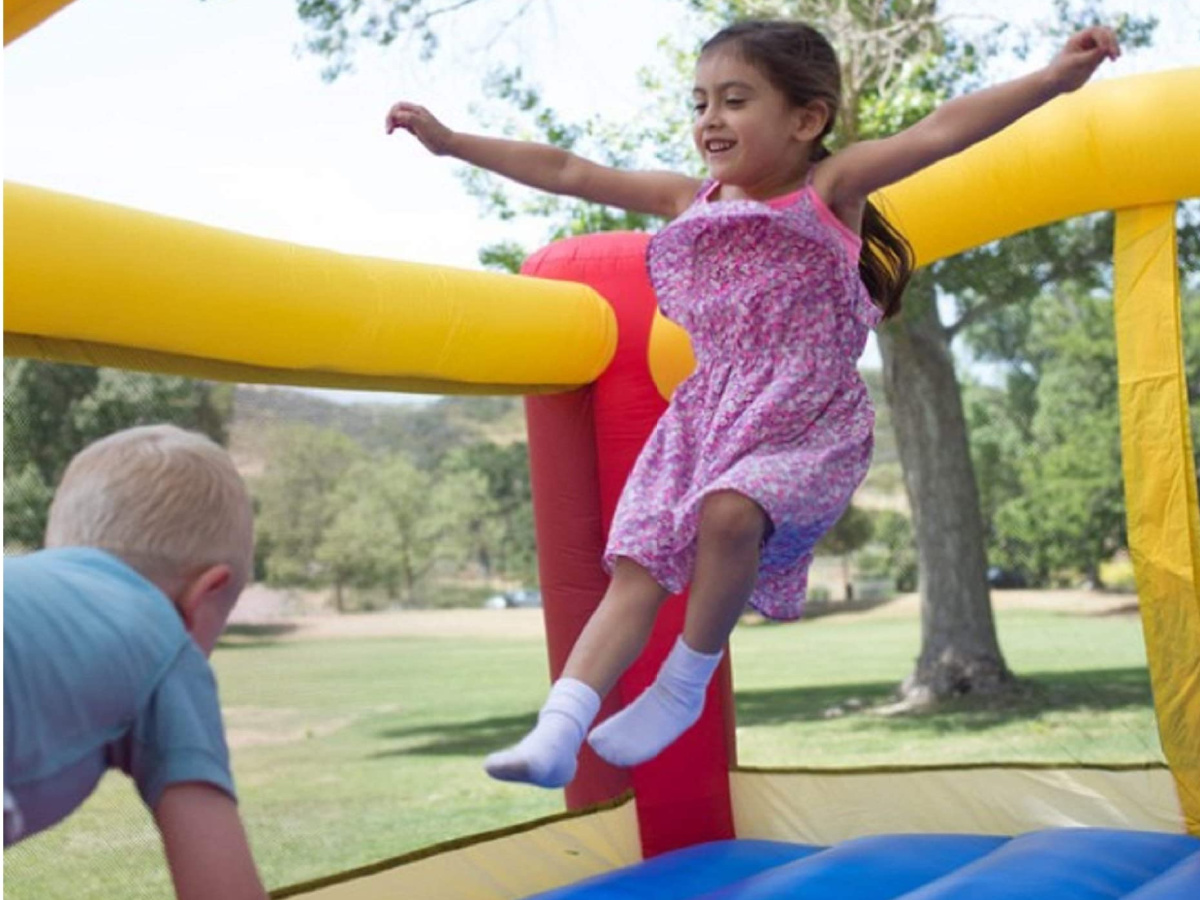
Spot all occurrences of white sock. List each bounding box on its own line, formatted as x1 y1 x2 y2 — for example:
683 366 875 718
587 636 723 767
484 677 600 788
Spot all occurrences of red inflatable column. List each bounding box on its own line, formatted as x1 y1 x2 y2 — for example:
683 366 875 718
523 233 736 856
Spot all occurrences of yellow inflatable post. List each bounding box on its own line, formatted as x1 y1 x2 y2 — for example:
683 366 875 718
1113 204 1200 835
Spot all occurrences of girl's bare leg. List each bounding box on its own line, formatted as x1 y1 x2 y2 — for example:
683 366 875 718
561 558 670 695
588 491 767 767
484 558 668 787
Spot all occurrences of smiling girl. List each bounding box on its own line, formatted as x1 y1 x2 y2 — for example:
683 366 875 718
386 19 1120 787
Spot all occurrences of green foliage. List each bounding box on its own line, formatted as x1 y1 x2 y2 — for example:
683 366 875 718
3 360 233 549
869 510 918 591
478 240 528 274
817 503 873 557
960 228 1198 587
253 424 364 586
966 286 1150 586
295 0 452 80
816 503 873 598
2 464 55 554
441 442 537 580
315 454 452 607
249 404 537 603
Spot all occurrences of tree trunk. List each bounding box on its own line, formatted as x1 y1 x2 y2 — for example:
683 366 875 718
333 580 345 613
877 276 1013 706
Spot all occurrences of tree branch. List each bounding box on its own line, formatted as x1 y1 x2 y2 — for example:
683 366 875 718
946 295 1014 340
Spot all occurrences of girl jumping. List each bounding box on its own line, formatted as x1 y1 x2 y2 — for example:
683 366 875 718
386 19 1120 787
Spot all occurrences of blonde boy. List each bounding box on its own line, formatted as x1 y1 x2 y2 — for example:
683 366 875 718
4 424 266 900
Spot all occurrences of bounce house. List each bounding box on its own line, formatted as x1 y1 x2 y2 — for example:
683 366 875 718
5 1 1200 897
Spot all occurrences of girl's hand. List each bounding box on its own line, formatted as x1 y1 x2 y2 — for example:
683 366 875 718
385 102 455 155
1048 26 1121 94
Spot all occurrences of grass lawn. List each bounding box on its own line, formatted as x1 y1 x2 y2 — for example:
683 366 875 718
4 600 1162 899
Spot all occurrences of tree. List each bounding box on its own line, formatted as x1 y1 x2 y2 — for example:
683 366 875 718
970 284 1200 588
254 425 363 586
441 442 536 579
870 510 918 592
3 360 233 549
295 0 544 81
316 493 391 610
816 504 874 600
315 454 496 606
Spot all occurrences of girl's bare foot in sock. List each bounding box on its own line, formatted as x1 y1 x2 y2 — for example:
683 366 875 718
484 677 599 788
587 636 722 767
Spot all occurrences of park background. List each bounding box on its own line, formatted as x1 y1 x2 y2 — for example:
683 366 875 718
4 0 1199 897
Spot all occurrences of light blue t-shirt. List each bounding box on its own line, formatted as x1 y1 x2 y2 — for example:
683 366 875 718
3 548 235 845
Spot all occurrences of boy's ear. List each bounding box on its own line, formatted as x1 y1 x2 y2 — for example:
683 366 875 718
176 564 234 633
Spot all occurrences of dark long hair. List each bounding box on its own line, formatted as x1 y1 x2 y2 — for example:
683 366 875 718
701 20 913 319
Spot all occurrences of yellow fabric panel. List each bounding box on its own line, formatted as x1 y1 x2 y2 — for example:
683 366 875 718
3 182 617 393
1113 205 1200 836
3 0 76 44
731 767 1186 846
276 802 641 899
649 67 1200 400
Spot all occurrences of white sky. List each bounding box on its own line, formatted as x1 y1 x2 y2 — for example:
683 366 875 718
5 0 1197 404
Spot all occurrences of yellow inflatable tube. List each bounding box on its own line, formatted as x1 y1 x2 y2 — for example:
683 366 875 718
881 67 1200 266
3 184 617 394
649 67 1200 398
4 0 76 44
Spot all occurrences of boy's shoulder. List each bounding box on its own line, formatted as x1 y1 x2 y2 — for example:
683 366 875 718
6 547 176 615
4 547 192 696
4 548 233 834
6 545 156 587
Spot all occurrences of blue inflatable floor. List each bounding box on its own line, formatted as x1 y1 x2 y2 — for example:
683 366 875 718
529 829 1200 899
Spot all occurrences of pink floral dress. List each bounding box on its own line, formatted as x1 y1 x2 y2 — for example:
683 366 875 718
603 177 882 620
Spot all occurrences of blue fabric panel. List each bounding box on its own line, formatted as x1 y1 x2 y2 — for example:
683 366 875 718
526 840 819 900
702 835 1006 900
1121 851 1200 900
900 829 1200 900
526 831 1200 900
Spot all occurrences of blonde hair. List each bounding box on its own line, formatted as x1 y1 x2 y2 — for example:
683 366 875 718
45 425 254 591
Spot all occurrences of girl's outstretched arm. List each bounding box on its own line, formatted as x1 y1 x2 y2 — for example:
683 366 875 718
822 26 1121 207
386 102 701 219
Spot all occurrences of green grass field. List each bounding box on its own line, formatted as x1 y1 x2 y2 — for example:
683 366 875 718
4 600 1162 899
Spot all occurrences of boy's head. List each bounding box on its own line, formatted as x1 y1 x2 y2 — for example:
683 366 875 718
45 424 254 654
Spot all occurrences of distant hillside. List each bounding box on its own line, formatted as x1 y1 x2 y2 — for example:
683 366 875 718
230 376 904 510
230 387 527 475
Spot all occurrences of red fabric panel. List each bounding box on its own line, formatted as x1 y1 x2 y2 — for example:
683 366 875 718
524 233 735 855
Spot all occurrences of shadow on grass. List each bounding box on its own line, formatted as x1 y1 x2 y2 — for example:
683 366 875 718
217 622 300 650
366 667 1153 759
735 666 1154 733
369 712 537 759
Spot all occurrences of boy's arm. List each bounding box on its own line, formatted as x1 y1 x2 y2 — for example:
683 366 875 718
386 102 702 219
155 783 267 900
822 26 1121 206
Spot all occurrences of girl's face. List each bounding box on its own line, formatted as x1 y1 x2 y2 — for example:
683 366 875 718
692 47 822 198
